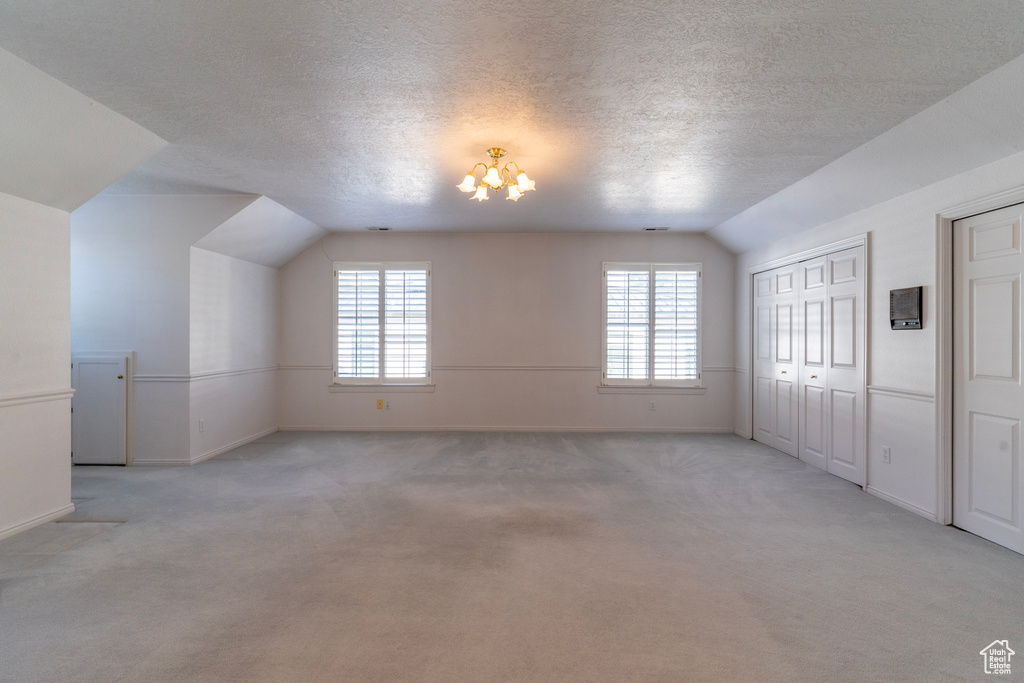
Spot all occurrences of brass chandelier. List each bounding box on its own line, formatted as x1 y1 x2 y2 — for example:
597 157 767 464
456 148 536 202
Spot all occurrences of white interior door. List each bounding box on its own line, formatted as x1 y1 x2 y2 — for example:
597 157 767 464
954 204 1024 554
71 356 128 465
826 247 866 485
752 265 799 457
799 256 828 471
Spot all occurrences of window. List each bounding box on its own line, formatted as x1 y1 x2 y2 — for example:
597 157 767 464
334 262 430 384
602 263 701 386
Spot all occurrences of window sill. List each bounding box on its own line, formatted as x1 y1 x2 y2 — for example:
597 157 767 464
597 385 705 395
329 384 436 393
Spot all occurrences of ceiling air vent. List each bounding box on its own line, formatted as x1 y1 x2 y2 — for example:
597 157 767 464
642 227 669 231
366 226 392 231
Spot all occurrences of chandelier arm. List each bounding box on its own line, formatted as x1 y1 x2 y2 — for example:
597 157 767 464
459 149 533 199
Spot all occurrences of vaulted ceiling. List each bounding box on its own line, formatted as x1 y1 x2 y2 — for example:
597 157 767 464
2 1 1024 242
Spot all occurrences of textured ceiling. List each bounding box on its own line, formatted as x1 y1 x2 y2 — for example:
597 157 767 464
1 1 1023 238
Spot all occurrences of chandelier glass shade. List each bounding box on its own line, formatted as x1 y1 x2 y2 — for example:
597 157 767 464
456 148 535 201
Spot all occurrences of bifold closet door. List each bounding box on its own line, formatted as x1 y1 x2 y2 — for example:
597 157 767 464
798 257 828 471
756 246 866 484
953 204 1024 554
824 246 866 486
753 265 799 457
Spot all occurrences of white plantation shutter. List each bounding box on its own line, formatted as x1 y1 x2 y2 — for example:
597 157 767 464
384 269 428 379
605 269 650 381
336 269 380 379
654 269 699 381
335 263 430 384
603 263 701 386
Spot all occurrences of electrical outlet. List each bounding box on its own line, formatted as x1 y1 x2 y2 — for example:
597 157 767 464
650 400 656 411
199 419 205 433
385 400 390 409
376 399 384 409
881 446 891 464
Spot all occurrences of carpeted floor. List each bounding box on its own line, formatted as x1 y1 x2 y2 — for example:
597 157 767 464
0 432 1021 682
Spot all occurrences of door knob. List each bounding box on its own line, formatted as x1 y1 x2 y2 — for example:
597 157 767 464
117 375 124 379
810 374 817 379
780 370 787 374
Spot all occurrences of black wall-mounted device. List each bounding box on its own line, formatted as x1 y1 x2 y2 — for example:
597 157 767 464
890 286 923 330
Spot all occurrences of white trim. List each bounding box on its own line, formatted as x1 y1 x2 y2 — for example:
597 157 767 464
746 233 869 276
134 368 278 383
596 386 706 395
134 429 282 466
865 486 938 522
0 388 74 409
133 374 191 383
190 367 277 381
742 233 869 456
0 503 75 541
937 212 955 527
866 385 935 403
702 366 738 373
329 384 436 393
734 427 753 439
131 458 191 467
279 365 333 371
70 352 133 362
938 184 1024 221
934 186 1024 527
279 425 737 433
191 427 279 464
433 365 600 372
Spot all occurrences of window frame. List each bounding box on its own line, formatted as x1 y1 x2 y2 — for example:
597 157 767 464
601 262 702 388
333 261 432 386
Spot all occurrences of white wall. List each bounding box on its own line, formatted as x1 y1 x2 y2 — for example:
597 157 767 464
193 196 326 268
735 147 1024 521
189 247 278 461
0 192 74 538
0 47 166 213
0 45 166 537
279 232 736 431
71 194 260 464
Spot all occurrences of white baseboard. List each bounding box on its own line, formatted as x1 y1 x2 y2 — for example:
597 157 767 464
133 429 280 466
191 427 279 464
865 486 939 523
278 425 738 434
733 428 752 439
0 503 75 541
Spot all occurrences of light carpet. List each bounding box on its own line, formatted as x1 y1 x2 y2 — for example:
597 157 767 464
1 432 1021 682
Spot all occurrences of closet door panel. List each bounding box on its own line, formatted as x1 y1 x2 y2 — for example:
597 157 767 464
799 256 828 471
825 246 866 485
773 266 799 457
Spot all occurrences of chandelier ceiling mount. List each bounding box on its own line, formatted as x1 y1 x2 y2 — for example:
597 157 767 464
456 147 536 202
